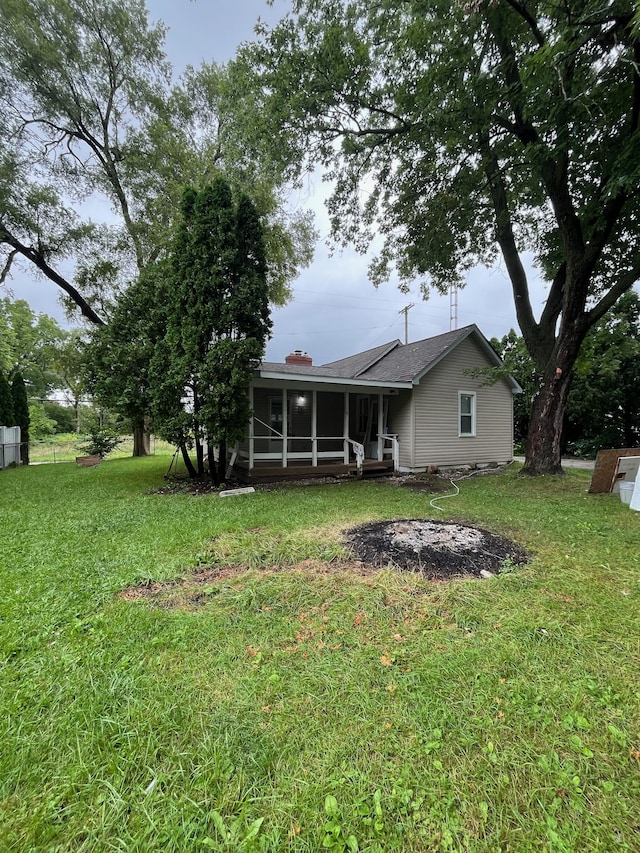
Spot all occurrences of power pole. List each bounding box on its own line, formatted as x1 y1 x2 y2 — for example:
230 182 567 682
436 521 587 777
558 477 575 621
398 303 415 344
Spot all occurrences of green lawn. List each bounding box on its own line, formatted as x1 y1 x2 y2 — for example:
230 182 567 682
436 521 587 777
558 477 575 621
0 458 638 851
28 435 175 464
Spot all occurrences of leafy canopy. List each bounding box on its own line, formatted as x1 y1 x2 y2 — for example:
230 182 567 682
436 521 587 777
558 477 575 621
251 0 640 473
253 0 640 354
0 298 67 398
0 0 314 324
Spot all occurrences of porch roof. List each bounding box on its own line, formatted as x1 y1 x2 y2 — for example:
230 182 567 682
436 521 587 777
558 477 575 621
255 368 411 390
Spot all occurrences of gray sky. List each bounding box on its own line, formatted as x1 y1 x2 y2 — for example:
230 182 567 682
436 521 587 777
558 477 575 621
7 0 550 364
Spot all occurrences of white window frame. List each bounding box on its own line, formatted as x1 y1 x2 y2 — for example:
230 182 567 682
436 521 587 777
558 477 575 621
458 391 476 437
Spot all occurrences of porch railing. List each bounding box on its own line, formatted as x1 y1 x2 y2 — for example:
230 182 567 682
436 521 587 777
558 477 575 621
380 434 399 471
243 418 369 472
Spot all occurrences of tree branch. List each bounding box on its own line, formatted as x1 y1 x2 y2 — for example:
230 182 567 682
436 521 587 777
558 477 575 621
0 224 105 325
478 131 540 355
0 249 19 285
488 14 541 147
504 0 545 47
539 263 565 331
586 264 640 327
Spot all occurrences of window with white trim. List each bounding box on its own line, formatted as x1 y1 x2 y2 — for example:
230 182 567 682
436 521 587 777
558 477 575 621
459 392 476 436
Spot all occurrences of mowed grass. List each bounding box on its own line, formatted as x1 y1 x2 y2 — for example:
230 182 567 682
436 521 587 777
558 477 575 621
0 459 638 852
29 435 175 464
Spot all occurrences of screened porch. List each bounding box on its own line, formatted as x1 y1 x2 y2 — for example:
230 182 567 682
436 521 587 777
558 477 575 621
232 384 399 481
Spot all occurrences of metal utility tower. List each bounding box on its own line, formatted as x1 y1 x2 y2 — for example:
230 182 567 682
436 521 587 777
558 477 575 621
449 285 458 330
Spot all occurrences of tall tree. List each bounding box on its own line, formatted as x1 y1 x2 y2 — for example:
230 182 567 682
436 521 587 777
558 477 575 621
1 1 313 455
0 298 67 399
0 0 313 324
10 373 29 464
0 372 14 426
253 0 640 474
84 261 171 456
54 331 90 434
201 192 272 482
0 0 168 324
151 179 271 483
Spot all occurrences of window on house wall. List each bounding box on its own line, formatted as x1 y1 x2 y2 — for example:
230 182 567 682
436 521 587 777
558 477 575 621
459 392 476 436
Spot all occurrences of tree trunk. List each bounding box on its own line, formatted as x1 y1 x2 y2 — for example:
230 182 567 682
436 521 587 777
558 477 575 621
132 419 151 457
522 365 573 475
207 443 219 486
180 443 197 478
195 435 204 476
217 439 227 485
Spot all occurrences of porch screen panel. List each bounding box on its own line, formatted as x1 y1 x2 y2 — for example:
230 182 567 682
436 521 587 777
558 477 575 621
316 392 344 453
288 390 312 454
252 388 283 454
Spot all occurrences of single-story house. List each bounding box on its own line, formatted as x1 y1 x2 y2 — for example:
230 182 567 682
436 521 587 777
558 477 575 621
231 324 522 482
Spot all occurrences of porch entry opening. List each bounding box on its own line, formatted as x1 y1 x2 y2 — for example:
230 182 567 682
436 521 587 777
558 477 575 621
354 395 390 459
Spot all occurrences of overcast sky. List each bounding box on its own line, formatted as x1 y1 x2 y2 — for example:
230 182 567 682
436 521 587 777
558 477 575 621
7 0 551 365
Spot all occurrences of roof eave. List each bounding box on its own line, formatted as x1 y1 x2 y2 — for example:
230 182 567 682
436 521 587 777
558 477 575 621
256 369 411 390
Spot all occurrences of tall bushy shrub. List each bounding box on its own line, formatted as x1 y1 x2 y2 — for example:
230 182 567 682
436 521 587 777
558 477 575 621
11 373 30 464
0 372 14 426
151 179 271 483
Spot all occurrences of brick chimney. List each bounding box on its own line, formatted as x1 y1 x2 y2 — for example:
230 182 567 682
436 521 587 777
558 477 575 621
285 349 313 367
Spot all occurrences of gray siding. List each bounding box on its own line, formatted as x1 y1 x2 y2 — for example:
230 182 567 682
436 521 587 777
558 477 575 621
412 337 514 468
388 391 414 468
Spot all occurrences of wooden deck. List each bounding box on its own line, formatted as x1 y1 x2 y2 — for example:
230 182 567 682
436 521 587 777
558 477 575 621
234 458 394 484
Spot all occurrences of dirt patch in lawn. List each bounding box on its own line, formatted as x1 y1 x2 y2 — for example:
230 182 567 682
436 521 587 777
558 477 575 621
344 519 529 580
120 518 528 607
119 558 380 608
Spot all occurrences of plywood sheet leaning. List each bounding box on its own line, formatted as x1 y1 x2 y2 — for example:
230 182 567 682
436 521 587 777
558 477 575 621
588 447 640 493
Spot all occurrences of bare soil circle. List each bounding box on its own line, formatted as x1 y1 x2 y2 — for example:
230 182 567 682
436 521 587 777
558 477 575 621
345 519 529 581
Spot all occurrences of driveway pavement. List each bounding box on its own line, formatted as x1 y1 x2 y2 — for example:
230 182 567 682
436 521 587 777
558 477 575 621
514 456 595 470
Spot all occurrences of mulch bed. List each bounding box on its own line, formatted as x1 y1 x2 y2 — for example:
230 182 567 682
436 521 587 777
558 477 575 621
345 519 529 580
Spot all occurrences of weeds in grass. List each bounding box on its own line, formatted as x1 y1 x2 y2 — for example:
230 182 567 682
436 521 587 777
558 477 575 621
0 459 638 850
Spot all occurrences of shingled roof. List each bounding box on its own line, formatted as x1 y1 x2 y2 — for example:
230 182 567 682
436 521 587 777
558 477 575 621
321 339 401 377
258 324 519 390
358 326 499 382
